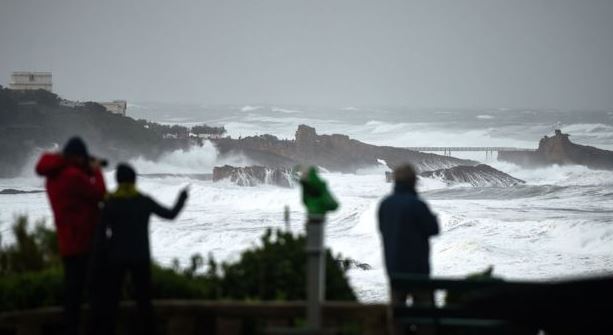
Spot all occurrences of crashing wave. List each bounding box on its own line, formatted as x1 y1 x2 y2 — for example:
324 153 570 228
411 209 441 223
212 165 296 187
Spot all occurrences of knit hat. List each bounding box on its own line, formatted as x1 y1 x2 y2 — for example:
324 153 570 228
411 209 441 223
62 137 89 158
116 163 137 184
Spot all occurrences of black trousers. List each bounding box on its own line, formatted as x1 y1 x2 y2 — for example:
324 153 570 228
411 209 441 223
390 287 435 335
63 254 90 335
106 260 155 335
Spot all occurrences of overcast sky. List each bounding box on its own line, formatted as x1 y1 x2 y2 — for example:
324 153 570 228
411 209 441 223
1 0 612 109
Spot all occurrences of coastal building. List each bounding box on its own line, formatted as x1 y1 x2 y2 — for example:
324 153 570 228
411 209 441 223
59 99 85 108
9 72 53 92
194 133 224 140
99 100 127 116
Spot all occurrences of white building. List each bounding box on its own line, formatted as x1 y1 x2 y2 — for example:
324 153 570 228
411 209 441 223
9 72 53 91
99 100 127 116
194 133 224 139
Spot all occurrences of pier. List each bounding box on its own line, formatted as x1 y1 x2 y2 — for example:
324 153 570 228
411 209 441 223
407 147 536 159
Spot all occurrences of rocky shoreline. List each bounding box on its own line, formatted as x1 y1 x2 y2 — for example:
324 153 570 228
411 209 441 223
420 164 525 187
212 125 475 173
0 189 45 195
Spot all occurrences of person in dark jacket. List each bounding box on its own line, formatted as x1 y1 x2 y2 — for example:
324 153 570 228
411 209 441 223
379 164 439 334
35 137 107 335
93 163 188 335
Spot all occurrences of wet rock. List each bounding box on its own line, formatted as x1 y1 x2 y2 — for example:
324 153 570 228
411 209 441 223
212 125 475 173
419 164 524 187
0 188 44 195
338 258 373 271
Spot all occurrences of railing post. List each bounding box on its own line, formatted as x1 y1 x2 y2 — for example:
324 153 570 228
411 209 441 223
216 317 243 335
167 315 196 335
16 323 42 335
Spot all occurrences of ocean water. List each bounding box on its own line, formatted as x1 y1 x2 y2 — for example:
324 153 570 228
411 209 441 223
1 105 613 302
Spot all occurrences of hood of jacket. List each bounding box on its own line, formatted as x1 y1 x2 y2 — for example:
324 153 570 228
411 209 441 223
35 153 67 177
393 182 417 195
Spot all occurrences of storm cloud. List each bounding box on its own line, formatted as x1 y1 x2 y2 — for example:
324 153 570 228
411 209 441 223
1 0 612 109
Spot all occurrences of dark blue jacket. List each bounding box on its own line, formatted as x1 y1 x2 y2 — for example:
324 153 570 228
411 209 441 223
378 183 439 276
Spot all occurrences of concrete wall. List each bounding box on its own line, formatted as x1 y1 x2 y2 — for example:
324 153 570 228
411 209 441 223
0 301 387 335
99 100 127 116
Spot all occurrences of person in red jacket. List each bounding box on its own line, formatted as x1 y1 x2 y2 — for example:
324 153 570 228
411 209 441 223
36 137 106 335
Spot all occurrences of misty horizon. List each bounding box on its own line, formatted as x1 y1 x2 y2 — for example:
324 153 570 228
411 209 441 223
1 0 613 110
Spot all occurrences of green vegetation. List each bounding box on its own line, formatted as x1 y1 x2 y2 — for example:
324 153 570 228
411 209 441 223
216 229 355 301
191 124 227 136
0 86 230 177
0 216 59 274
0 88 215 178
0 86 186 177
0 217 355 311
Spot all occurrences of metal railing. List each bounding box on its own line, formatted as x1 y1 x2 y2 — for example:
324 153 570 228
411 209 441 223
0 301 387 335
406 147 536 152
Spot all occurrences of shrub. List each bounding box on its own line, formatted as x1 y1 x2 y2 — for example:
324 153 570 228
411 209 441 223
0 267 63 311
0 218 355 312
216 229 356 301
0 216 59 275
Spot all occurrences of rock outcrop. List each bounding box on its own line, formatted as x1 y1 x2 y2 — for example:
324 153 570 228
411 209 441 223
212 165 295 187
338 258 372 271
212 125 475 173
498 130 613 170
419 164 524 187
0 188 44 195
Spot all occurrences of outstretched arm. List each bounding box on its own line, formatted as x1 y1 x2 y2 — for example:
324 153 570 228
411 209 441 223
148 188 188 219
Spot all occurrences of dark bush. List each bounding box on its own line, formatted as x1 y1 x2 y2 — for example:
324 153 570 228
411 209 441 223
191 124 226 136
0 217 58 274
0 87 195 177
0 218 355 311
217 229 356 301
0 267 63 311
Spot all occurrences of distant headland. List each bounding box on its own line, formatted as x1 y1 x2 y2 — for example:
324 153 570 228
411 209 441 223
0 87 224 177
499 129 613 170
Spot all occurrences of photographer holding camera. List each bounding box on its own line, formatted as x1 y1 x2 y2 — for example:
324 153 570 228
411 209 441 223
36 136 107 335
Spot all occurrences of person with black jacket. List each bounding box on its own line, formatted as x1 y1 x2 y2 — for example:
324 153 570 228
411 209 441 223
92 163 188 335
379 164 439 334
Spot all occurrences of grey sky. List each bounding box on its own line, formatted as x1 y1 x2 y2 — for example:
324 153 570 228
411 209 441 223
1 0 612 109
